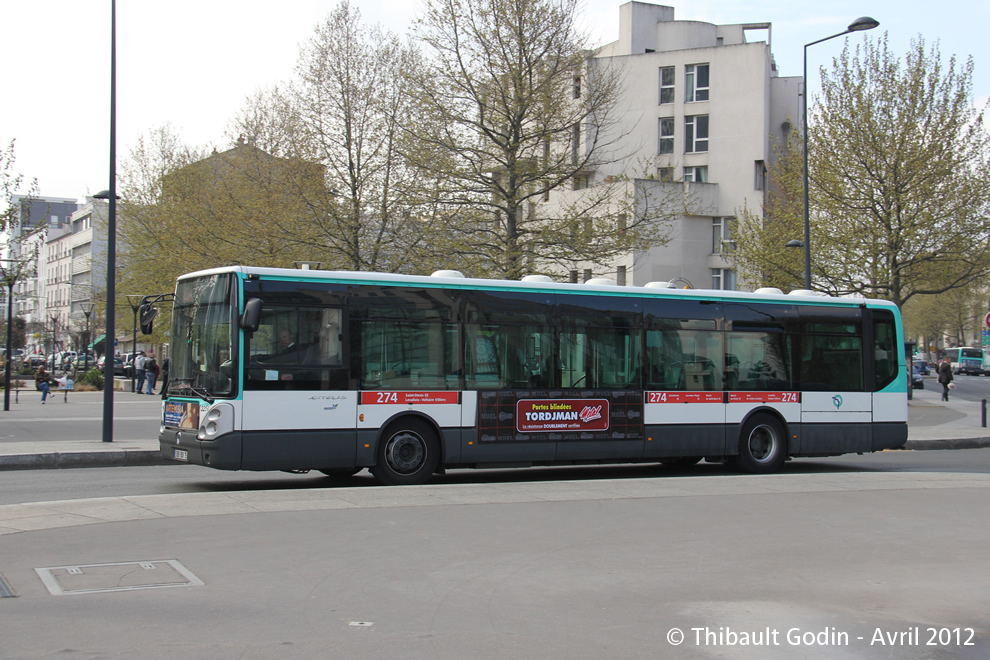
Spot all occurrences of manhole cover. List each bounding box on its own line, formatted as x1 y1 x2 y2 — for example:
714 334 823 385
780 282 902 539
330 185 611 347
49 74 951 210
35 560 204 596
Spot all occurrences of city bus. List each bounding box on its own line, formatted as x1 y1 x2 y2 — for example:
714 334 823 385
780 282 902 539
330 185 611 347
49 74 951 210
943 347 987 376
154 266 908 485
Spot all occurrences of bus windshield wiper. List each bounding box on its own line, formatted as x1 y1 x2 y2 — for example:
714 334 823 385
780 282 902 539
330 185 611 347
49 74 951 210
190 386 214 403
167 377 214 403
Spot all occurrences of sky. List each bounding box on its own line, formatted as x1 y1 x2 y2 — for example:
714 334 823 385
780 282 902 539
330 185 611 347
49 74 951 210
2 0 988 203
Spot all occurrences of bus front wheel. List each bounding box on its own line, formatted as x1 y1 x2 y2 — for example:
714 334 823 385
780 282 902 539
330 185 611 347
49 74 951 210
372 419 440 486
733 414 787 474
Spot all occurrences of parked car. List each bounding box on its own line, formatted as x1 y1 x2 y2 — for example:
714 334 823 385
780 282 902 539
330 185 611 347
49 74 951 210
23 355 47 370
914 360 930 375
912 364 925 389
97 355 125 377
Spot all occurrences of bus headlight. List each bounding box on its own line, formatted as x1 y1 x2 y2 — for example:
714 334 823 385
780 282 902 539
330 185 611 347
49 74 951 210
199 403 234 440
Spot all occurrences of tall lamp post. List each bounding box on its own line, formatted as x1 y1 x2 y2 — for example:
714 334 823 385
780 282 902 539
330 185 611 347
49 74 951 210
81 302 94 371
1 258 28 412
801 16 879 290
49 313 60 372
94 0 118 442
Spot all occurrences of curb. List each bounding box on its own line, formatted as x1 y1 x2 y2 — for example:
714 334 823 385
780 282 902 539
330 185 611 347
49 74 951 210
2 439 990 471
904 438 990 451
0 450 170 471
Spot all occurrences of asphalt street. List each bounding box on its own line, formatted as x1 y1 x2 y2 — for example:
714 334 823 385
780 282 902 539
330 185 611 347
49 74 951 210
0 382 988 658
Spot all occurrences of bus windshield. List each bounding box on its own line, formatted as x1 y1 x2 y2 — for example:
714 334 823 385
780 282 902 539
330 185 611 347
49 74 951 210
170 273 235 399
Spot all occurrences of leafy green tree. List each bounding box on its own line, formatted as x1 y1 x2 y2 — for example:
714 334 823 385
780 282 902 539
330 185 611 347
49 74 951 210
116 125 326 347
734 35 990 305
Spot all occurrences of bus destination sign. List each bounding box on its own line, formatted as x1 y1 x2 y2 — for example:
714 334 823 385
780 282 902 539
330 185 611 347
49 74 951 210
359 391 460 405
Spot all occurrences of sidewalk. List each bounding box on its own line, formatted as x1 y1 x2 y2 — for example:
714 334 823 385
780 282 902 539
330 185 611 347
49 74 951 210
0 390 166 470
1 384 989 470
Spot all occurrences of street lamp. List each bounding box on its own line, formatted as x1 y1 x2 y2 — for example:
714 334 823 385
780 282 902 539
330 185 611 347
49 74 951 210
802 16 879 290
81 302 94 371
1 258 29 412
94 0 118 442
125 294 144 393
49 313 60 372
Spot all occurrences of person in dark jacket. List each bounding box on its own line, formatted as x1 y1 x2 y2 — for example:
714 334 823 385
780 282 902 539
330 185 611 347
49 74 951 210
937 356 954 402
159 357 170 399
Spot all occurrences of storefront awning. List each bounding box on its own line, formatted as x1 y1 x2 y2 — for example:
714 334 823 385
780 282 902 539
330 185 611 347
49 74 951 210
88 334 106 350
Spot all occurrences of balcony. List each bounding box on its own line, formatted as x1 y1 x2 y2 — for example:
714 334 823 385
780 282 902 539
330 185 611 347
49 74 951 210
71 230 94 249
72 256 92 275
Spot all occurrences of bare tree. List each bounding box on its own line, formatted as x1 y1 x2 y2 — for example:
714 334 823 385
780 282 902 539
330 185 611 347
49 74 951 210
406 0 636 279
1 139 39 234
285 0 426 272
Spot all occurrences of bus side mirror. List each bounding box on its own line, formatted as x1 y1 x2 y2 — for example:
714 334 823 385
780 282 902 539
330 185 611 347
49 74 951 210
139 303 158 335
241 298 263 333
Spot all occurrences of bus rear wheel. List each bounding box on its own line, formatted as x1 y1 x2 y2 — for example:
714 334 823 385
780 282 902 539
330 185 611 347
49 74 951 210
733 414 787 474
372 419 440 486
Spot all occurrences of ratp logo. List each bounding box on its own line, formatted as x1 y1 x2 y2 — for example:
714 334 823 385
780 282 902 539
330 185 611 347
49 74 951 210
832 395 843 410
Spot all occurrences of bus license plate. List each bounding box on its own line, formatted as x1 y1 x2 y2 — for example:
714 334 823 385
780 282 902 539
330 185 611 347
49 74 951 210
173 449 189 461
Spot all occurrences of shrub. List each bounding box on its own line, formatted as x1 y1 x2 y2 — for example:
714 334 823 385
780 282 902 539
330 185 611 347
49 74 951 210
80 368 104 391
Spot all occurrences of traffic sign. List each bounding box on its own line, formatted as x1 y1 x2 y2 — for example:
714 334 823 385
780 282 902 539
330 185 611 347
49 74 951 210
985 311 990 330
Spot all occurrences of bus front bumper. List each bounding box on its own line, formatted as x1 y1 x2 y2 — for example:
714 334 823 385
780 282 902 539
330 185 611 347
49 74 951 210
160 427 245 470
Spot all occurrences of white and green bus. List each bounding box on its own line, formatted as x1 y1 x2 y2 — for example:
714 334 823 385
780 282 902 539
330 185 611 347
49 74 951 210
943 347 987 376
154 266 908 485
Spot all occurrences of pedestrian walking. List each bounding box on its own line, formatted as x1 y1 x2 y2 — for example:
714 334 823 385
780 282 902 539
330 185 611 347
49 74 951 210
144 354 158 394
35 365 54 404
159 357 170 399
937 356 954 402
134 352 147 394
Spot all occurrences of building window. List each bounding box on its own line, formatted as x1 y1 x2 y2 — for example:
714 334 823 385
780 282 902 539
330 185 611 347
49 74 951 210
684 166 708 183
685 115 709 153
754 160 766 190
659 117 674 154
616 265 627 286
711 268 737 290
657 167 674 181
573 75 582 99
712 217 736 253
686 64 709 102
659 66 674 104
617 213 628 234
571 124 580 163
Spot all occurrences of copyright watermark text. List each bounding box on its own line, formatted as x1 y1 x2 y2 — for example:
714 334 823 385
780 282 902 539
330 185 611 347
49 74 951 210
663 626 976 648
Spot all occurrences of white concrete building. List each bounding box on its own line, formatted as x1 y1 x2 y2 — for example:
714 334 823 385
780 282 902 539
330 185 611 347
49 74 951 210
551 1 801 290
2 195 78 356
43 198 107 355
67 199 107 355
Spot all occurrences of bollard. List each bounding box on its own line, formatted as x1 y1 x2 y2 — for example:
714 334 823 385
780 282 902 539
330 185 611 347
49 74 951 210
983 399 987 428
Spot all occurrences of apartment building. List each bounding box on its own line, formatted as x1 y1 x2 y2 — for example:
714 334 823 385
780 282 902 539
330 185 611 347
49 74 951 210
43 198 107 356
1 195 78 356
549 1 801 290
